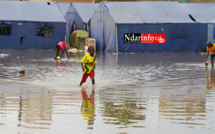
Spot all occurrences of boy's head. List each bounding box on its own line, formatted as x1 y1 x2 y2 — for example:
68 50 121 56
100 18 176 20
56 44 60 50
206 41 213 48
88 46 95 56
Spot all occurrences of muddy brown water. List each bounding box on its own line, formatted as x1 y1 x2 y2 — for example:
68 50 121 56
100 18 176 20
0 50 215 134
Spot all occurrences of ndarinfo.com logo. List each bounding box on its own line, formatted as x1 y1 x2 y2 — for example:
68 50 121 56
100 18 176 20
124 33 166 44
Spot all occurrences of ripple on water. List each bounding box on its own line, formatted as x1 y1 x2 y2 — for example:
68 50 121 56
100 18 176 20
0 51 215 134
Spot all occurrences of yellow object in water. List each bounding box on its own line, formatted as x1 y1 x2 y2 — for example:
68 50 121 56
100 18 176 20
56 56 61 60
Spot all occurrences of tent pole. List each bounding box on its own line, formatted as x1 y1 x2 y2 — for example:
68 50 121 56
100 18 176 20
65 35 66 43
116 24 118 53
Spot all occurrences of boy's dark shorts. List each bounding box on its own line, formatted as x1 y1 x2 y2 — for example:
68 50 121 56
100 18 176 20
211 54 215 58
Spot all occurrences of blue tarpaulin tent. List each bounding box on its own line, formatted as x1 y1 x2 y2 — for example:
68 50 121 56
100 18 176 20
64 3 99 43
58 3 70 16
52 2 69 40
90 2 207 52
180 3 215 23
181 3 215 46
0 1 66 49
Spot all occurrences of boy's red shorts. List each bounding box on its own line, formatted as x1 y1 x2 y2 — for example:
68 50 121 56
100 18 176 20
81 70 95 83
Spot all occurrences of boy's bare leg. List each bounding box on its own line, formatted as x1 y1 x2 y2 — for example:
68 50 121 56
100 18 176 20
211 57 214 68
80 82 83 86
91 77 95 85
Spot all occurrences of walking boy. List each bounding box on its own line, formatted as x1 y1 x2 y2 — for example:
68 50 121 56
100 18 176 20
206 41 215 68
80 46 97 86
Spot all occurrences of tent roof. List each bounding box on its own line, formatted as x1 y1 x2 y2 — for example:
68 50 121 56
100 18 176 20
180 3 215 23
71 3 99 23
58 3 70 16
0 1 66 23
102 1 194 24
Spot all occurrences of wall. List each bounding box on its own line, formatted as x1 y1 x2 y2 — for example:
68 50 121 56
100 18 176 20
0 21 66 49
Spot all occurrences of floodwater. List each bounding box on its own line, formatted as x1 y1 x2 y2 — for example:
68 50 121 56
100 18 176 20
0 50 215 134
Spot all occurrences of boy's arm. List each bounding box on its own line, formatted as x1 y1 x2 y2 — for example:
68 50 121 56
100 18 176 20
94 56 97 69
81 63 84 72
64 49 70 59
56 51 58 57
54 51 58 59
60 50 63 58
206 51 209 62
80 55 87 72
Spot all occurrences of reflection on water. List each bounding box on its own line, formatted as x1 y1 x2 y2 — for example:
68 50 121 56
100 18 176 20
0 88 53 130
18 89 53 129
0 50 215 134
159 86 206 126
206 69 215 93
98 88 146 128
81 86 95 129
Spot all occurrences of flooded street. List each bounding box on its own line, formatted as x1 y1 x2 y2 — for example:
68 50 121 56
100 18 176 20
0 50 215 134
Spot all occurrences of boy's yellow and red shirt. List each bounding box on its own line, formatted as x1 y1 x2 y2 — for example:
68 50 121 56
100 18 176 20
207 43 215 54
81 54 97 74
